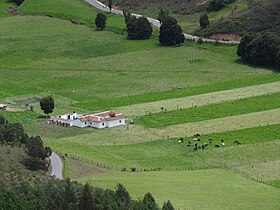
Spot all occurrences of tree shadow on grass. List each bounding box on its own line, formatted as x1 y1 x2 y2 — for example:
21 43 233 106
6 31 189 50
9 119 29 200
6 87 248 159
234 58 280 73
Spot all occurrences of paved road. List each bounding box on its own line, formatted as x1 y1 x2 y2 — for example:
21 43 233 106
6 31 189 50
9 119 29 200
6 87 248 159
85 0 240 44
49 152 63 180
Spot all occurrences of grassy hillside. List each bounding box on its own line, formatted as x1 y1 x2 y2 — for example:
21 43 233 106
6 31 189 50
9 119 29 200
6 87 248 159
88 170 280 210
18 0 126 33
0 1 280 209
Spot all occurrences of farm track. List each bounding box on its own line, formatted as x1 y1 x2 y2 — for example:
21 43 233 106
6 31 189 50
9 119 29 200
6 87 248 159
115 81 280 116
51 109 280 146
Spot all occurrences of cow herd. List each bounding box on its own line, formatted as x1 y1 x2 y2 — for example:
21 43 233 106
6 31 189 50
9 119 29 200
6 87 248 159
177 134 242 152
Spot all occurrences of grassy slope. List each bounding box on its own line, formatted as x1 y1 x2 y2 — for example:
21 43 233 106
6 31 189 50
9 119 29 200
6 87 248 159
88 169 280 210
19 0 126 33
137 93 280 128
0 15 275 109
47 124 280 169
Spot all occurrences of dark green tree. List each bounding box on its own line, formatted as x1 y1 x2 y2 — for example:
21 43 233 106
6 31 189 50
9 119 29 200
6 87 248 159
143 192 159 210
25 136 47 159
116 183 131 205
162 200 175 210
108 0 113 11
237 32 280 67
237 33 255 60
159 17 185 46
249 32 280 66
40 96 54 116
79 183 95 210
158 7 169 23
127 16 153 40
95 12 107 30
64 178 78 210
4 123 25 143
199 13 210 28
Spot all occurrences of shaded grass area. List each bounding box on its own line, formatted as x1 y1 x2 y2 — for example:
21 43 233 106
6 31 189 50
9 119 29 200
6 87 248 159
88 169 280 210
48 124 280 169
136 92 280 128
19 0 126 33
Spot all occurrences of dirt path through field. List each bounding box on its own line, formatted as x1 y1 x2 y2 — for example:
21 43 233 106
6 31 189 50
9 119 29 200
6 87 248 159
115 81 280 116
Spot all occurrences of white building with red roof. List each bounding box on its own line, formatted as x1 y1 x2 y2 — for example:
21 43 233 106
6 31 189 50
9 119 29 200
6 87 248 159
50 111 125 129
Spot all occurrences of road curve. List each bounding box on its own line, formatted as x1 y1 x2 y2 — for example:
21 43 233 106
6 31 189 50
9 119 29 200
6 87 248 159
85 0 240 44
49 152 63 180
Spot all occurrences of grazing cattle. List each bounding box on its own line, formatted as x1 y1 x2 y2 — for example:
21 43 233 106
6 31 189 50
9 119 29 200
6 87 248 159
194 143 198 147
194 147 197 151
221 139 224 143
215 145 220 148
233 140 241 145
194 133 201 137
198 146 202 149
188 140 192 144
186 144 191 147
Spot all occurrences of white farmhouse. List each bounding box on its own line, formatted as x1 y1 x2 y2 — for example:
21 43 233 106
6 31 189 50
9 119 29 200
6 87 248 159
50 111 125 129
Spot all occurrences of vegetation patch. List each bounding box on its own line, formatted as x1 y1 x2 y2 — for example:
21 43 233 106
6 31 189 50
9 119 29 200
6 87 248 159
88 169 280 210
136 93 280 128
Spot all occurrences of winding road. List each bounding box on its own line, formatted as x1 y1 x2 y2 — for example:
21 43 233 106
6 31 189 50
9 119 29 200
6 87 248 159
85 0 240 44
49 152 63 180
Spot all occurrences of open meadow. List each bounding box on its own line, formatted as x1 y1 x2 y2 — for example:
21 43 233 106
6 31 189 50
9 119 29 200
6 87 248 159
0 0 279 209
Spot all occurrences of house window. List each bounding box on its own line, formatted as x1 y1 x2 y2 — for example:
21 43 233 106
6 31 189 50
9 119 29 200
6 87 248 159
119 120 122 123
102 123 105 126
85 122 87 125
90 122 92 125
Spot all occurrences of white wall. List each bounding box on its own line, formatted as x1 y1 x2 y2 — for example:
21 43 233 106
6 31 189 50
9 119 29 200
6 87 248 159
73 119 88 128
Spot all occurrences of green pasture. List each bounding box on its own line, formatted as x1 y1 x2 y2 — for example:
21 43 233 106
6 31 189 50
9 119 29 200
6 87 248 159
137 93 280 128
47 124 280 169
87 169 280 210
72 74 280 112
19 0 126 33
0 15 276 111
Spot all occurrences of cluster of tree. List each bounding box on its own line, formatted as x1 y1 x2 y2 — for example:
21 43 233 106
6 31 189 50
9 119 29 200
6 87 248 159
207 0 235 12
95 13 107 30
40 96 55 116
237 32 280 68
0 115 52 170
0 177 175 210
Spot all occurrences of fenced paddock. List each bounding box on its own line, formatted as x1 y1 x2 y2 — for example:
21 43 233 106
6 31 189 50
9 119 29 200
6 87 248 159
5 96 42 108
